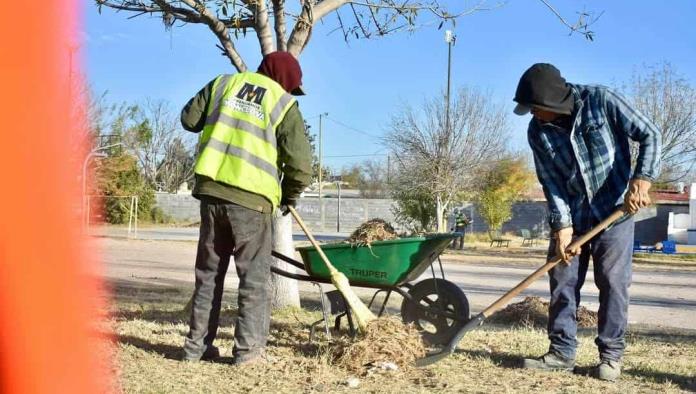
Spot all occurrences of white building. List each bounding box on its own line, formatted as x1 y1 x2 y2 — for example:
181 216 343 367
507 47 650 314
667 183 696 244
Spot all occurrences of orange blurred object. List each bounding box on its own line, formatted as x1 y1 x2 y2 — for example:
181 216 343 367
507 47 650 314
0 2 112 393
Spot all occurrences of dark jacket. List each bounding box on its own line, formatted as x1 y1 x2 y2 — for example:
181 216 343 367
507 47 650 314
181 76 312 213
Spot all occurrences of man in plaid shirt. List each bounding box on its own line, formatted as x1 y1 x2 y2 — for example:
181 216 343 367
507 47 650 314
514 64 661 381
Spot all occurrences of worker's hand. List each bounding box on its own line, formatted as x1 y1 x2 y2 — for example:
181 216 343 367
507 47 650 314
624 179 652 214
279 197 297 216
553 227 578 265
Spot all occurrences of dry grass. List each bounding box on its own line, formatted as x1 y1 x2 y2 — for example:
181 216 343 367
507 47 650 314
108 282 696 393
333 317 425 374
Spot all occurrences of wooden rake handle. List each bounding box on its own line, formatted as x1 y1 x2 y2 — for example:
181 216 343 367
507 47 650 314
480 208 627 318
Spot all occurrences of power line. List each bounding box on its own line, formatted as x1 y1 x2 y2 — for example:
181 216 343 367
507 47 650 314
323 153 388 158
325 117 381 138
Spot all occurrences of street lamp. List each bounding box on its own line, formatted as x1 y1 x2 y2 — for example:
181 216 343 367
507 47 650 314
444 30 456 138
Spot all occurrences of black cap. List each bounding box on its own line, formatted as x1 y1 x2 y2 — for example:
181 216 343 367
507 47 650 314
513 63 573 115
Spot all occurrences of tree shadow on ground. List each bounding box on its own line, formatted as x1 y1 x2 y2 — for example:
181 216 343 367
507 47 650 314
623 368 696 391
111 278 334 359
117 334 183 361
454 349 522 369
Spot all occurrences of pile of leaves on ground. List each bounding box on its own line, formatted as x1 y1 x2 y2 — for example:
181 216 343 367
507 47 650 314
489 296 598 329
346 218 398 248
330 316 426 374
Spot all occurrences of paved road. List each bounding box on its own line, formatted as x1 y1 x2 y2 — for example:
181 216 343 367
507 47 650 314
100 237 696 330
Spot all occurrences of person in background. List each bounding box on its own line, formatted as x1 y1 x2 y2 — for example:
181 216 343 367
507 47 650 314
451 208 471 250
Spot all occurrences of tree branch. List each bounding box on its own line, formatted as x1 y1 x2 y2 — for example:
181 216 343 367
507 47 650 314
537 0 603 40
96 0 255 29
250 0 276 55
272 0 288 51
178 0 248 71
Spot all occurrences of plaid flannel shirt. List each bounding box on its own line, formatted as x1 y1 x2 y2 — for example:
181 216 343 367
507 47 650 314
528 84 661 232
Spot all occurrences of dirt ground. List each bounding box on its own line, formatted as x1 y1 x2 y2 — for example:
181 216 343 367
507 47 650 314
106 281 696 393
99 237 696 393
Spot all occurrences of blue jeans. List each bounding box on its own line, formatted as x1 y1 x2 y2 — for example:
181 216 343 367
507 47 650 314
547 216 633 361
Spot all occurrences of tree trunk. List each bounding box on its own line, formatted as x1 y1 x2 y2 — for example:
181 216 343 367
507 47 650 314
270 209 300 308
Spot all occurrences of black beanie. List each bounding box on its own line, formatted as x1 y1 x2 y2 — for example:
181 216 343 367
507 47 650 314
513 63 573 115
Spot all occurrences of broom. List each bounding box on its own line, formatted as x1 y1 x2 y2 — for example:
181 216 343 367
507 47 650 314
288 206 376 331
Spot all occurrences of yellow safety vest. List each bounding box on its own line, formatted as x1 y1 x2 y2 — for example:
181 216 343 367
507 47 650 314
194 72 296 208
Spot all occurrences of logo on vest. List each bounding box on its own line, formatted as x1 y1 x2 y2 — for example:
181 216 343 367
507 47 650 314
236 83 267 105
222 83 267 121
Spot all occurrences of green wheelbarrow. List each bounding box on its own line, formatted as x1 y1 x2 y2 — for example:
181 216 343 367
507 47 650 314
271 232 470 346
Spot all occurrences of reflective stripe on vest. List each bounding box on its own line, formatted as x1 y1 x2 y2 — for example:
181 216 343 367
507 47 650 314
194 72 296 208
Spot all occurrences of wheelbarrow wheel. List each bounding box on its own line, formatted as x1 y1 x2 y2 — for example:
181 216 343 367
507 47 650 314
400 278 470 346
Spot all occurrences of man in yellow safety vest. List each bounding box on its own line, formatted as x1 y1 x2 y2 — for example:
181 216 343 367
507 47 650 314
180 52 312 365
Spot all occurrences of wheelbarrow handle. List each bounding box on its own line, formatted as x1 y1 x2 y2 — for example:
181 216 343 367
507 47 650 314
416 208 628 367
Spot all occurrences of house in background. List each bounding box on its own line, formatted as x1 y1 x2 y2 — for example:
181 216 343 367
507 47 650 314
666 183 696 245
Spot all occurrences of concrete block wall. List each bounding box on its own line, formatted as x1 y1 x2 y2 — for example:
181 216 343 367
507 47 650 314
451 201 550 236
294 198 397 234
154 192 199 222
154 192 683 244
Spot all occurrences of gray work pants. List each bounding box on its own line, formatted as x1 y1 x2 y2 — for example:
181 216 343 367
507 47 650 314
183 198 272 362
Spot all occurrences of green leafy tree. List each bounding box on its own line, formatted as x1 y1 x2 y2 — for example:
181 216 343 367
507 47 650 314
475 157 534 237
94 153 155 224
303 119 328 183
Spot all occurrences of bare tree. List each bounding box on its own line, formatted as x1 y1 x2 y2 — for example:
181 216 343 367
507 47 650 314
114 100 184 190
157 136 196 192
384 87 509 231
94 0 600 71
341 159 388 198
627 63 696 183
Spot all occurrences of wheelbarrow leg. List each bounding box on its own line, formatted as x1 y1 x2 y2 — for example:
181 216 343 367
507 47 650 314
368 289 392 318
309 282 331 343
378 290 392 317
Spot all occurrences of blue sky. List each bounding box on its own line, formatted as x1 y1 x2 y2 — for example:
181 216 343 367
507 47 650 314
84 0 696 172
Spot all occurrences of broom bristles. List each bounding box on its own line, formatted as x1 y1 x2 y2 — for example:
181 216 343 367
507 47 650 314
330 270 376 331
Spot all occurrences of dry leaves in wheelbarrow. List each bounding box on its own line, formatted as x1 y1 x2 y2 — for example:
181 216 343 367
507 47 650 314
347 219 398 248
331 316 426 374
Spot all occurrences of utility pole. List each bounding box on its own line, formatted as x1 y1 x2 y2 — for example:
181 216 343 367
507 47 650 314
439 29 456 233
386 154 391 184
318 112 328 230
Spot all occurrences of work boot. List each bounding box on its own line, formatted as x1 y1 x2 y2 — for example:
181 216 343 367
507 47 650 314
182 345 221 362
232 351 276 366
522 351 575 371
592 359 622 382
